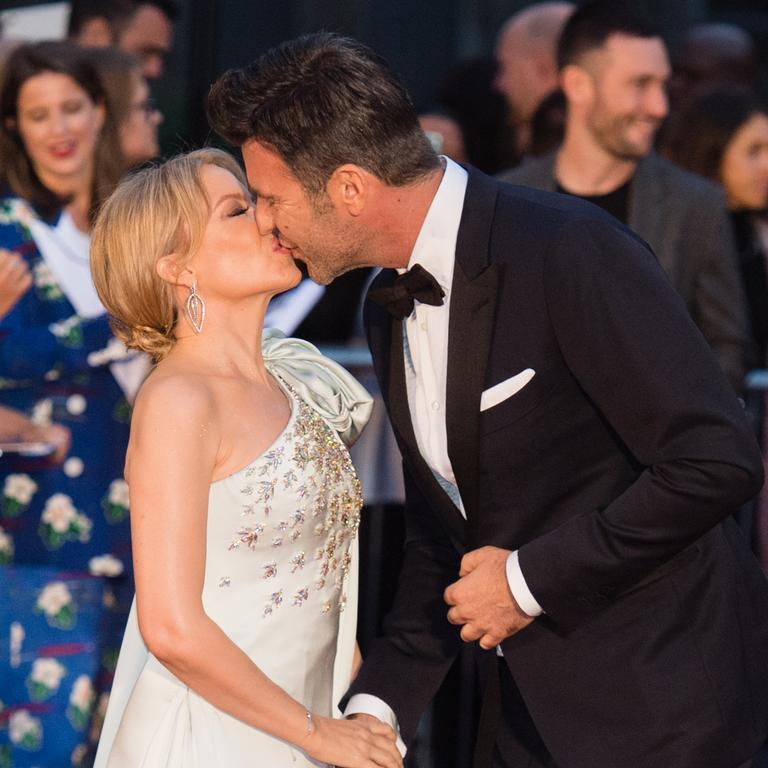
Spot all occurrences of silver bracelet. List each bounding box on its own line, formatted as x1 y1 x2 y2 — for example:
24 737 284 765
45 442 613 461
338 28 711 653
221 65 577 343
305 710 314 736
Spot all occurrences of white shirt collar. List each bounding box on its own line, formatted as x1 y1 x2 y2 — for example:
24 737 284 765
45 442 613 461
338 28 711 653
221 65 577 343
404 157 468 294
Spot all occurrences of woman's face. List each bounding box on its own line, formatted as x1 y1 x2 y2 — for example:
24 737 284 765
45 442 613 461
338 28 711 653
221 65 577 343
15 71 105 195
190 164 302 305
721 112 768 211
120 73 162 167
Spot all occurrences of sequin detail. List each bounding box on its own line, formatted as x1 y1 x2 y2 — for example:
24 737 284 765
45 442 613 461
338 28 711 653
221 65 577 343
224 378 361 619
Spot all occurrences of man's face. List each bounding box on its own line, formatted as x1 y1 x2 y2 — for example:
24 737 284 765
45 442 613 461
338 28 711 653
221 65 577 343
241 141 361 285
581 34 670 160
117 4 173 79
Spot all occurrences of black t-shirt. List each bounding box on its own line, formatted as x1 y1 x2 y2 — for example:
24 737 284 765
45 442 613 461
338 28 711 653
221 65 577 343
556 177 632 225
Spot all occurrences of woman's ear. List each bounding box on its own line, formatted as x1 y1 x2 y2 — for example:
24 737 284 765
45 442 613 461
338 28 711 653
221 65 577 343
156 256 189 287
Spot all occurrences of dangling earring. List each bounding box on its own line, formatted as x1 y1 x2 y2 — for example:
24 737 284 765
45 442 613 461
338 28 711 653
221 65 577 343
185 280 205 334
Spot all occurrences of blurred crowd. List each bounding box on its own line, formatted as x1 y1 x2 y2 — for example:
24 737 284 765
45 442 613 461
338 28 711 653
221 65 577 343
0 0 766 765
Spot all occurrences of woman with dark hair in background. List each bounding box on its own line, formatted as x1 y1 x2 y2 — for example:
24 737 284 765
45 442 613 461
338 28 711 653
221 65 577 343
663 84 768 370
664 84 768 578
0 41 143 765
86 47 163 168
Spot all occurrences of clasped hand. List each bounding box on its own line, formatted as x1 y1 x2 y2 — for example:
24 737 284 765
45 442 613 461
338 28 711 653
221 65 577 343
444 546 534 649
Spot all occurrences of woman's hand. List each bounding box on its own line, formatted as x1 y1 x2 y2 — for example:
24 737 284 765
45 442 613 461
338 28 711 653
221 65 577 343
0 249 32 320
302 714 403 768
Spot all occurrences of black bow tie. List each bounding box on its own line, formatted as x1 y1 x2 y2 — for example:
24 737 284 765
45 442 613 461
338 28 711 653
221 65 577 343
369 263 445 319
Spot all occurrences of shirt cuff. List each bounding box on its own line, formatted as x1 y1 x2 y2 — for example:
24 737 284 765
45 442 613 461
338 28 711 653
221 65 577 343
344 693 407 757
506 550 544 617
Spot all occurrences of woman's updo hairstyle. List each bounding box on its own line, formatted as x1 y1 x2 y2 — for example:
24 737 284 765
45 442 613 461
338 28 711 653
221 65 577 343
90 148 247 361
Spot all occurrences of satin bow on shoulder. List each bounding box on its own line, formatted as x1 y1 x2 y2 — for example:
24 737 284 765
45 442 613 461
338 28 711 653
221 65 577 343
262 329 373 446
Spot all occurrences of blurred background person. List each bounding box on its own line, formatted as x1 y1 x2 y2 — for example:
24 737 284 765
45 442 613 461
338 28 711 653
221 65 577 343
669 23 761 109
502 1 748 390
0 40 139 765
86 46 163 167
67 0 178 80
418 109 468 163
664 84 768 370
494 1 574 159
432 56 517 174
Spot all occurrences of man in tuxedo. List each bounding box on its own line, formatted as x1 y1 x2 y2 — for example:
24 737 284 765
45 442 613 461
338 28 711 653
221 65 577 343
208 32 768 768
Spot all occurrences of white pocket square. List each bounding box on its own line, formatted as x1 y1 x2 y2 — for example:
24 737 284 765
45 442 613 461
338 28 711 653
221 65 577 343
480 369 536 412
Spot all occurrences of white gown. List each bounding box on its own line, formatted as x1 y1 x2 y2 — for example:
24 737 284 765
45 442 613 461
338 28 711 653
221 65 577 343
94 332 373 768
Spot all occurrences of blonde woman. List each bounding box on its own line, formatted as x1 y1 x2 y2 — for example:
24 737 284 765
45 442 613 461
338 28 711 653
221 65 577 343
91 148 402 768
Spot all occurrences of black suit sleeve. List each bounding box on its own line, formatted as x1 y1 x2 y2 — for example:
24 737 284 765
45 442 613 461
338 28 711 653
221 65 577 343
518 216 763 631
346 462 463 744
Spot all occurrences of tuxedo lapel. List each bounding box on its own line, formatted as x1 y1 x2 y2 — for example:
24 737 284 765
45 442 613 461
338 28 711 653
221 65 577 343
446 262 498 530
447 167 501 536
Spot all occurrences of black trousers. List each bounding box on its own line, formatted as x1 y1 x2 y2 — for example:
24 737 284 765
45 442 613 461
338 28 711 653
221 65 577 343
490 658 554 768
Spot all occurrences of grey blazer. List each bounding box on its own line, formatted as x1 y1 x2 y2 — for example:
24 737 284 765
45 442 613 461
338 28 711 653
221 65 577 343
501 152 747 387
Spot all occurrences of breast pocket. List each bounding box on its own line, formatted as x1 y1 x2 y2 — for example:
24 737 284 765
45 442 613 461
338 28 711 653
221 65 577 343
479 369 552 434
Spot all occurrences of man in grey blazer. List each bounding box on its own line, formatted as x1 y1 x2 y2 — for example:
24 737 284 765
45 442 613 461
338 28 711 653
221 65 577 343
501 2 747 389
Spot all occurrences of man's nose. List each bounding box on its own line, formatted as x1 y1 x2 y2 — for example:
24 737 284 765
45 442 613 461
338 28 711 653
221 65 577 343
646 84 668 120
254 199 274 234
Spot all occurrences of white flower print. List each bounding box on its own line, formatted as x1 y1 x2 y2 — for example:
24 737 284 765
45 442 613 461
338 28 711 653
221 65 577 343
27 658 67 701
102 479 130 523
36 581 76 629
39 494 92 548
8 709 42 750
37 581 72 615
4 473 38 504
33 261 64 300
41 493 77 533
88 553 124 577
67 675 95 731
108 479 130 507
30 658 66 689
66 394 87 415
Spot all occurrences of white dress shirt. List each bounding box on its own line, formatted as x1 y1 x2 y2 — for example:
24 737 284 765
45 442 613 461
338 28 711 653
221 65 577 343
344 158 541 751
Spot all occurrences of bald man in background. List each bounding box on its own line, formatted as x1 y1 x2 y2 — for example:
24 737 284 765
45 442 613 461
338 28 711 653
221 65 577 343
494 2 574 157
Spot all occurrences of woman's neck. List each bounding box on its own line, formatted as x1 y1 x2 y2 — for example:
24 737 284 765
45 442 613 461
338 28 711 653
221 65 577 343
36 168 93 232
170 296 273 385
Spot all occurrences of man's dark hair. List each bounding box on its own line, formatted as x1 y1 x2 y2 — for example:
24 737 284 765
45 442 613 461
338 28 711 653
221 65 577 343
207 33 440 197
557 0 661 71
67 0 178 38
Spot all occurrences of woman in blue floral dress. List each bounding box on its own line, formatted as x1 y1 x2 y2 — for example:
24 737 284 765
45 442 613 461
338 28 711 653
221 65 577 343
0 42 140 767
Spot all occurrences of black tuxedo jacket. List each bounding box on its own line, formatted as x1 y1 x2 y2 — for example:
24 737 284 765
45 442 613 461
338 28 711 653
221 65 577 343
349 168 768 768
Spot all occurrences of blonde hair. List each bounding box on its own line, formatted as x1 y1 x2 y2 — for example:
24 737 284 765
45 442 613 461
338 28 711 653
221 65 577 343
90 147 247 360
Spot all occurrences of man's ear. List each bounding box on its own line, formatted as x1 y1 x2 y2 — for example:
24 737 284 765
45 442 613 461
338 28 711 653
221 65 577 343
73 17 114 47
561 64 594 106
328 165 368 216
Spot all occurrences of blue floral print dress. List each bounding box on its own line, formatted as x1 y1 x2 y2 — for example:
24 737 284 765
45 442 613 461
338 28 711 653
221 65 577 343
0 196 133 768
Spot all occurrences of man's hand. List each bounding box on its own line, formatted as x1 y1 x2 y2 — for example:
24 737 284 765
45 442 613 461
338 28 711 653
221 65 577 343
444 546 533 649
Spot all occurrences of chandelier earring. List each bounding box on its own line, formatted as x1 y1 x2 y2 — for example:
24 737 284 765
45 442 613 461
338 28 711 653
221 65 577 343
185 279 206 334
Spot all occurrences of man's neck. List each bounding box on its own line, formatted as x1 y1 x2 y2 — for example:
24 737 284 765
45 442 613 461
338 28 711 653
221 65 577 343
375 165 446 270
555 125 638 196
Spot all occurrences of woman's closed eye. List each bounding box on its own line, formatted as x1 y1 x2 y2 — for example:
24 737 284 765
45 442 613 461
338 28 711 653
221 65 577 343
228 204 250 217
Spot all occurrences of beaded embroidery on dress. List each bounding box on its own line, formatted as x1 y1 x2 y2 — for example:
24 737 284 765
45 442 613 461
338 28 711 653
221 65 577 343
94 332 372 768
